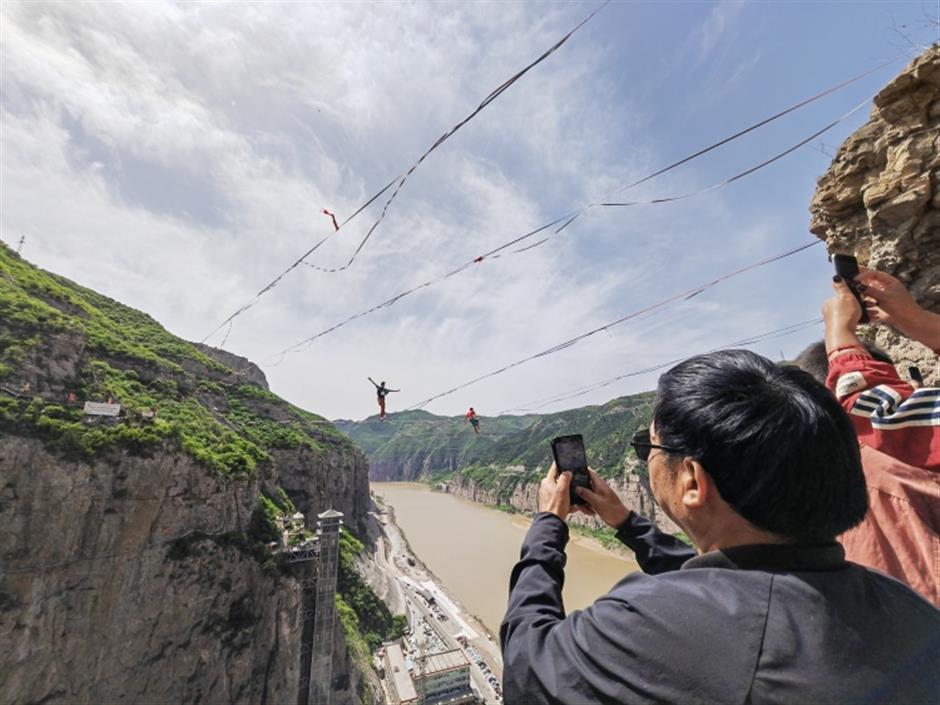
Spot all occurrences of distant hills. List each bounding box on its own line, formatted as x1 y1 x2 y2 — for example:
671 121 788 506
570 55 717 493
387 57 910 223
335 392 656 484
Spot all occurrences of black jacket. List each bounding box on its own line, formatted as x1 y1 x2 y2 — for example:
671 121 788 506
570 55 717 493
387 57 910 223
500 513 940 705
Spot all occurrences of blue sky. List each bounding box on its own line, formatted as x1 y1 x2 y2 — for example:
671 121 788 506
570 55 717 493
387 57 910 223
2 1 937 419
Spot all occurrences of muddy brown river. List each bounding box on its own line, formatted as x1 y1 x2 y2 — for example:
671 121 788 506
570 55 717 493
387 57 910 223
372 482 641 633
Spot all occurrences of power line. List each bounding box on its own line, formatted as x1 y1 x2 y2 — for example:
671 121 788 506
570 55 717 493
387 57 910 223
407 240 823 410
500 317 823 413
201 47 901 346
595 97 872 207
465 91 875 257
302 1 611 275
219 80 885 381
200 1 610 344
607 54 901 197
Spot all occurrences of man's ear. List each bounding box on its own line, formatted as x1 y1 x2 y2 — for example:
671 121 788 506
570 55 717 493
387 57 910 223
680 458 710 509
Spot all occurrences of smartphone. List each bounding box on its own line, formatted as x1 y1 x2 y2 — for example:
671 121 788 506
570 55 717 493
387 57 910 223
908 366 924 386
550 434 592 506
832 254 869 324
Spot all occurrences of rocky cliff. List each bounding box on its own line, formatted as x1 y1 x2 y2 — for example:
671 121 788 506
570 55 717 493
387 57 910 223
1 438 303 704
341 396 683 535
810 46 939 382
446 469 681 536
0 244 384 705
194 343 270 391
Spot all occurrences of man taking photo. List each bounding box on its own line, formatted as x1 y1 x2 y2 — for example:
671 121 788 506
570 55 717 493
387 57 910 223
500 349 939 705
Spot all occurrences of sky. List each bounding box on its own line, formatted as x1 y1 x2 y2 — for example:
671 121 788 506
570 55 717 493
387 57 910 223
2 1 938 420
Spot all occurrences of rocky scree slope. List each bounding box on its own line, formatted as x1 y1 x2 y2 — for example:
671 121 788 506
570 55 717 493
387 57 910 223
0 244 393 705
810 47 939 382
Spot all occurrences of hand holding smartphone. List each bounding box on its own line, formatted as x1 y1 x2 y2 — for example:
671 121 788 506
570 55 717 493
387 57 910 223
550 434 593 506
833 254 870 324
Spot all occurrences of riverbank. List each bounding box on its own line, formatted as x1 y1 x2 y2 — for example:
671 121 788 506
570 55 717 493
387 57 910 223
440 469 683 537
469 496 630 557
369 491 504 704
433 481 691 555
372 482 640 633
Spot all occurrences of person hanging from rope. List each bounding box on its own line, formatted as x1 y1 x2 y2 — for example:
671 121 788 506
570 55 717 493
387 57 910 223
368 377 399 420
465 407 481 435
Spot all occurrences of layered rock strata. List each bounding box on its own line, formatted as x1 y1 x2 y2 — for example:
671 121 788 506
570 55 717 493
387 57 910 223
446 469 681 536
0 434 373 705
810 47 940 382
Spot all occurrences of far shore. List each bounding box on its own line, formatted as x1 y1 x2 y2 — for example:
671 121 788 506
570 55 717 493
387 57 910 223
371 489 505 677
379 480 641 562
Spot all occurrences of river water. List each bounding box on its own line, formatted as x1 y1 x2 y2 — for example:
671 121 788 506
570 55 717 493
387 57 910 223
372 482 640 634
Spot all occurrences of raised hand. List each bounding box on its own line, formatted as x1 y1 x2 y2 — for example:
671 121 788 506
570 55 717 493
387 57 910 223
538 462 573 519
576 468 630 528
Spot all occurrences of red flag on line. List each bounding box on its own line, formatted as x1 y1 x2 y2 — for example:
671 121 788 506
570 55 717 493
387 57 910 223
322 209 339 231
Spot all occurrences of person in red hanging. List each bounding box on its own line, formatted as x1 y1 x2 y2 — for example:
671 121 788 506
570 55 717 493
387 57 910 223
466 407 480 435
368 377 399 420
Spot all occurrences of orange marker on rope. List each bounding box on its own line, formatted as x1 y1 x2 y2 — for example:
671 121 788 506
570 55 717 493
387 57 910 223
322 209 339 231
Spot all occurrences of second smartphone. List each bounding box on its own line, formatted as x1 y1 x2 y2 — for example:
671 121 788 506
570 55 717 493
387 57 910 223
833 254 869 324
551 434 593 506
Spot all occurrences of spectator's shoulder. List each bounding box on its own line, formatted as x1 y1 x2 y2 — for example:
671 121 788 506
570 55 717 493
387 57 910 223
850 561 940 614
827 353 905 399
597 564 775 617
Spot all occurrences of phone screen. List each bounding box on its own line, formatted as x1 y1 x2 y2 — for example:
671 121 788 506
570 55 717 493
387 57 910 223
833 254 869 324
551 434 592 505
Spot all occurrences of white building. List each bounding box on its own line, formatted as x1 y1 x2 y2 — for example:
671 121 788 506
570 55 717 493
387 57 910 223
385 643 419 705
414 650 476 705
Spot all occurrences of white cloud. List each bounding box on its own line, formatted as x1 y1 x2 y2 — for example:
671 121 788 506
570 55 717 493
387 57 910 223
694 1 746 63
1 1 847 419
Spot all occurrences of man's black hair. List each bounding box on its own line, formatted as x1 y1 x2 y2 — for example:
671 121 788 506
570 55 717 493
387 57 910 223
792 340 894 385
653 349 867 541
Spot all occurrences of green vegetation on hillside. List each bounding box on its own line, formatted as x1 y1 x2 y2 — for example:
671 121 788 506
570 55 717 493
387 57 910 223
341 393 656 504
1 244 394 688
0 243 220 374
337 528 407 662
0 243 351 475
249 491 299 545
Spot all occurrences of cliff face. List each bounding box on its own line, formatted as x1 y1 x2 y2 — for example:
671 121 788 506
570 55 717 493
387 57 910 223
1 436 374 705
1 439 300 704
268 447 371 539
0 245 379 705
447 468 680 536
342 396 682 534
368 451 461 482
810 47 940 381
340 396 657 484
194 343 270 391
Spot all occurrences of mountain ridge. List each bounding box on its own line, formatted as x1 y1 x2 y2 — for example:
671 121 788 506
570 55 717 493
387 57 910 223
0 243 393 705
337 392 683 537
335 392 656 483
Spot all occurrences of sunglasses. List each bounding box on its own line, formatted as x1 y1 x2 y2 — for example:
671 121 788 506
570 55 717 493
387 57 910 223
630 429 685 462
